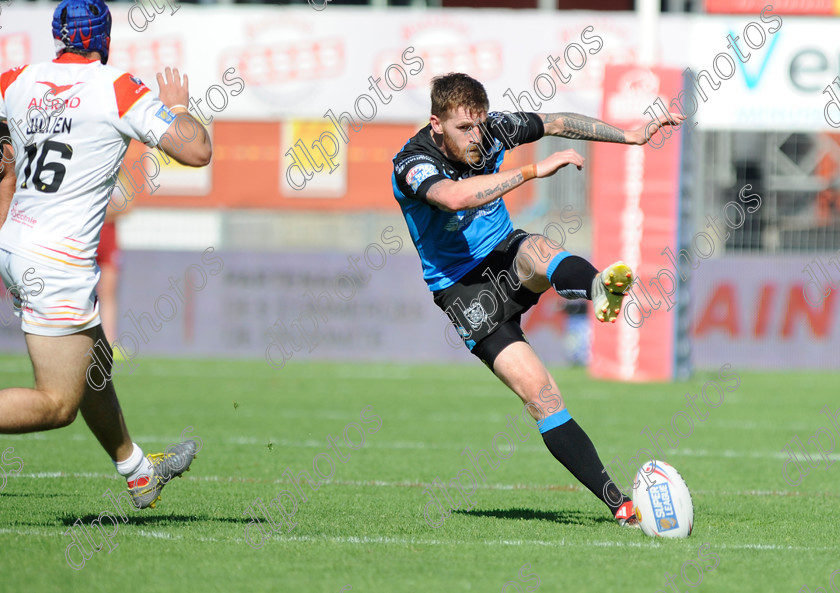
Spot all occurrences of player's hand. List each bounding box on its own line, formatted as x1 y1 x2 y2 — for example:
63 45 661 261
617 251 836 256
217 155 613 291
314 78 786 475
536 149 584 178
628 111 686 145
156 67 190 108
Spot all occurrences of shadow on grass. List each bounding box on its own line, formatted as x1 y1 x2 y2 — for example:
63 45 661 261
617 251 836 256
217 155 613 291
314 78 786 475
57 514 251 527
0 492 63 497
453 507 613 526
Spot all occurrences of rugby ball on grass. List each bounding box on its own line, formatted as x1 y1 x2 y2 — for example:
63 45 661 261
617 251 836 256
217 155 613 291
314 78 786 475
631 460 694 538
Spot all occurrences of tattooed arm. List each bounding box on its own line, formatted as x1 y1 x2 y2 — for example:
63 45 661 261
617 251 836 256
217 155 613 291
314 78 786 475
425 168 528 213
540 113 627 143
538 111 684 145
425 149 584 213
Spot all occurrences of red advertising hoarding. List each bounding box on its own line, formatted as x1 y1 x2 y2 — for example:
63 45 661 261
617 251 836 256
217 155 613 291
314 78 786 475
705 0 835 14
590 65 685 381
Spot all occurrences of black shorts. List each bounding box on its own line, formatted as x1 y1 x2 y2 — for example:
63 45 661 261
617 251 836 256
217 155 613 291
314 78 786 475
433 229 542 364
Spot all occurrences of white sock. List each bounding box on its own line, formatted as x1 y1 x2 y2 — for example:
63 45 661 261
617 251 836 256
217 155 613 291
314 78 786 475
114 443 152 482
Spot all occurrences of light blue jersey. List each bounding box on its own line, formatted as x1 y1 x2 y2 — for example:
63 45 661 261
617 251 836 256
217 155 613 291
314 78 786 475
392 111 544 291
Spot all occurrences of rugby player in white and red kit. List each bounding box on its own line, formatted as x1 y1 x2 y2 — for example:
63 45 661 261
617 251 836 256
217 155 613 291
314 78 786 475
0 0 211 509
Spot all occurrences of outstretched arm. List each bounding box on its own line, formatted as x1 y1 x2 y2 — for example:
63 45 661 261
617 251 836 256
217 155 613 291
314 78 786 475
425 149 585 213
538 111 684 146
156 67 212 167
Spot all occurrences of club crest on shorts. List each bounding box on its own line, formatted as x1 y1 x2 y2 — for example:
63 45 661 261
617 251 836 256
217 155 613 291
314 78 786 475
463 302 488 330
7 285 24 311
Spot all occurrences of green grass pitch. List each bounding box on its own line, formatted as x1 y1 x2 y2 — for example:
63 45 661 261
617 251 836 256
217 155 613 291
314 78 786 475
0 355 838 592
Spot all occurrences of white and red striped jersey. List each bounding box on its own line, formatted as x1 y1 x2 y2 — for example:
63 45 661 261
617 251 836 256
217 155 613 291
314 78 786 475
0 52 174 271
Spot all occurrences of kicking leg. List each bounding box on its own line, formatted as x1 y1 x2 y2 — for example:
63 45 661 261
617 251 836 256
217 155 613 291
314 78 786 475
515 235 633 322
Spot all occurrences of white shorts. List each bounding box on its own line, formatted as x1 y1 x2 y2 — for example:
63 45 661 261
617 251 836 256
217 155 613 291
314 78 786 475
0 249 101 337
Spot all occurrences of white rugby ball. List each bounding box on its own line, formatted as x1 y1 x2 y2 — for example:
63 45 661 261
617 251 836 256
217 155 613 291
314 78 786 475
631 460 694 538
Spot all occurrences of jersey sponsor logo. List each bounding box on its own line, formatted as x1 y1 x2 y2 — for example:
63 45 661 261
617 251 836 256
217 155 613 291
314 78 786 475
36 80 82 96
28 96 81 109
406 163 439 192
395 154 435 175
9 204 37 228
443 199 501 232
155 105 175 124
128 75 150 95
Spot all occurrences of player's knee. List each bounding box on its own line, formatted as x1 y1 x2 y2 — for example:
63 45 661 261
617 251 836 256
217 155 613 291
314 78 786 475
34 386 82 427
532 234 564 258
49 401 79 428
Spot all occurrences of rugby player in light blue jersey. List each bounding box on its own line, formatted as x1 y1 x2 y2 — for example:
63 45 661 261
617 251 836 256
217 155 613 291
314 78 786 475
392 73 682 527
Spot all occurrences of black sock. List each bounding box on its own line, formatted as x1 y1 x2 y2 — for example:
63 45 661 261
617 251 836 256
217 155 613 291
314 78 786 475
541 419 629 514
547 254 598 300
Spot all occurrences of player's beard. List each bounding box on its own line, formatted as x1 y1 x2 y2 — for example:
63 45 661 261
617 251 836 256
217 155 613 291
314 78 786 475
443 130 483 167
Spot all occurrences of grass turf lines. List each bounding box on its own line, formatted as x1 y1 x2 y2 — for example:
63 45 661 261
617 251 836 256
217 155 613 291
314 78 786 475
0 355 837 592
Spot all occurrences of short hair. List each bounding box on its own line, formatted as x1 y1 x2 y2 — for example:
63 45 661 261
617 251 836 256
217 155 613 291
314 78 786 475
430 73 489 119
61 47 94 58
